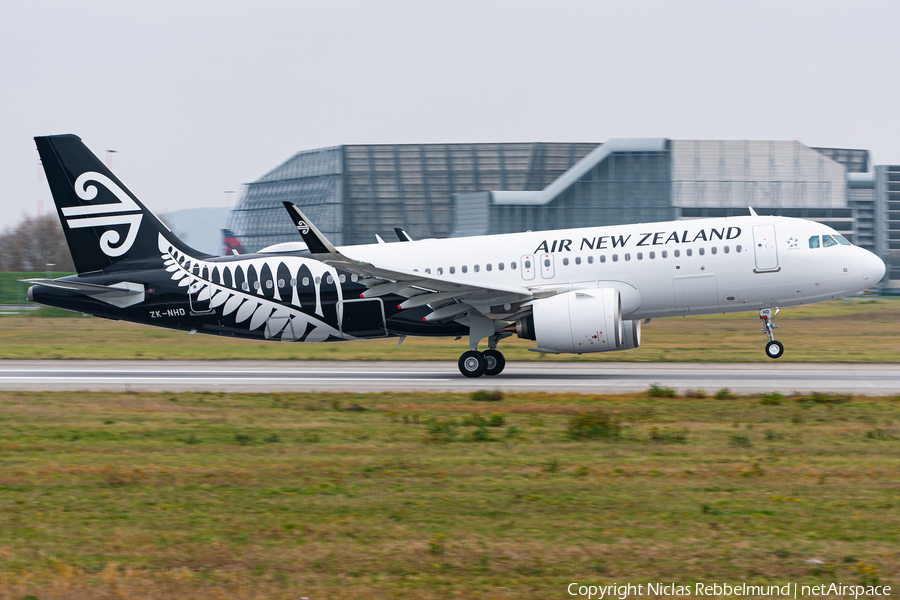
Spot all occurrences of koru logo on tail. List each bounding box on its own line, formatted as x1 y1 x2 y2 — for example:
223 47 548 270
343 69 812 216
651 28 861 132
63 172 143 257
296 220 310 235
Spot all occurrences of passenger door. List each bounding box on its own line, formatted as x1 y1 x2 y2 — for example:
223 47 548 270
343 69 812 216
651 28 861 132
188 280 212 314
752 224 779 272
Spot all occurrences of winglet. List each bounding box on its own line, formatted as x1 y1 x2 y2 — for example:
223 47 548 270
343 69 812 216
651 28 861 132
394 227 413 242
282 202 339 256
748 206 758 217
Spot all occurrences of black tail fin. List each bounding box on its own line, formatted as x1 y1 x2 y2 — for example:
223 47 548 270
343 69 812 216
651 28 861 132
34 134 210 274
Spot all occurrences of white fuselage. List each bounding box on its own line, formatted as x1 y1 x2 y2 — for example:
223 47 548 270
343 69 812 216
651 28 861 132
335 215 885 319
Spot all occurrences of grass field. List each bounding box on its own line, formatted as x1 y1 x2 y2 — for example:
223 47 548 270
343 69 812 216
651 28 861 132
0 389 897 598
0 273 75 305
2 297 899 362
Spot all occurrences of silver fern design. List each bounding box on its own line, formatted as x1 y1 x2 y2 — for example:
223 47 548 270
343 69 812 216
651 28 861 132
157 233 350 342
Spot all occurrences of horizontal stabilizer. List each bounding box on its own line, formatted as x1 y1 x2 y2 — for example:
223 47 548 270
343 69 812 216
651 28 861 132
25 279 145 308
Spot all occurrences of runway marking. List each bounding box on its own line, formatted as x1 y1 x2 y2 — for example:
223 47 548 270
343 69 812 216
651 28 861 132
0 363 896 393
0 377 451 383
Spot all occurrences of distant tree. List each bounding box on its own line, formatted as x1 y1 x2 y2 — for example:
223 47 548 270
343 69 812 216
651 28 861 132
0 213 75 272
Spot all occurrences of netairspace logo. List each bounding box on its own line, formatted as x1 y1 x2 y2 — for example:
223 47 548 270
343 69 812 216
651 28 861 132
566 582 892 599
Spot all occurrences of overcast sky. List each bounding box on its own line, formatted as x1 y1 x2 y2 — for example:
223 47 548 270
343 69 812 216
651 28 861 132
2 0 898 232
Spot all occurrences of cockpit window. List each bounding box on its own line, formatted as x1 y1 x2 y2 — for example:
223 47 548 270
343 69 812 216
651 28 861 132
809 236 820 249
822 235 838 248
834 235 851 246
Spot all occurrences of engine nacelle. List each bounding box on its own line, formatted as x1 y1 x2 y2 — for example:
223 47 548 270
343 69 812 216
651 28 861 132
615 319 641 351
523 288 624 354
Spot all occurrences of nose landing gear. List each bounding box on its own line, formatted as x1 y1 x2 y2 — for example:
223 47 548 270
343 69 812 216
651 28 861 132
760 308 784 359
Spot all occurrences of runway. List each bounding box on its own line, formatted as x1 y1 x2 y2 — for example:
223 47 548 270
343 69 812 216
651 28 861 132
0 360 897 394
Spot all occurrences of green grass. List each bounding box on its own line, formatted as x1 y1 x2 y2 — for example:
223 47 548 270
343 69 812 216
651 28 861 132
0 272 75 304
2 297 899 361
0 389 897 598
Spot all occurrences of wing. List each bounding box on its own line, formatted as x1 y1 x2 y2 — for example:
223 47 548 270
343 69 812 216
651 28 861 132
282 202 534 321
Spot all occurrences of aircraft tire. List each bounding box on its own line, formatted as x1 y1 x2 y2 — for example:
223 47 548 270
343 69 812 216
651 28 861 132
458 350 486 378
482 349 506 376
765 340 784 359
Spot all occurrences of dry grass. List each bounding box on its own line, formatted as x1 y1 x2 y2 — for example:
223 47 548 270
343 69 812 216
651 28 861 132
0 389 898 598
2 297 899 362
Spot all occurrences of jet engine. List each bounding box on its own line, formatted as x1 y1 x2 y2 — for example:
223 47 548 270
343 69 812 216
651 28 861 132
513 288 631 354
618 318 641 351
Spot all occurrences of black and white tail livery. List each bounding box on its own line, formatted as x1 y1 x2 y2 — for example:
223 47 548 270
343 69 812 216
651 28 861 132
29 134 885 376
35 135 207 274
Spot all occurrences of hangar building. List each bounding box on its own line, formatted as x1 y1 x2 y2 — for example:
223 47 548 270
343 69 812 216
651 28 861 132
230 139 893 288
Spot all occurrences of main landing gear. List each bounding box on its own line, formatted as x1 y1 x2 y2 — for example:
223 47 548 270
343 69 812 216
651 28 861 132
458 333 507 378
760 308 784 359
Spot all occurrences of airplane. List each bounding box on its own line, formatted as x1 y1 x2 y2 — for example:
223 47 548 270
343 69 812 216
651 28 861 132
27 135 886 377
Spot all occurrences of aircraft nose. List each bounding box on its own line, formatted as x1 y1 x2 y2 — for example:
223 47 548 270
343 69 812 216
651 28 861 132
861 249 886 283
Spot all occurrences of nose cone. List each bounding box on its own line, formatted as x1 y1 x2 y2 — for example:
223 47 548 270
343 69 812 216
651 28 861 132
861 249 886 283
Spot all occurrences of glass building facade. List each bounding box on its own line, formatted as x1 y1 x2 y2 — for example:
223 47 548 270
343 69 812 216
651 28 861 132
232 138 890 287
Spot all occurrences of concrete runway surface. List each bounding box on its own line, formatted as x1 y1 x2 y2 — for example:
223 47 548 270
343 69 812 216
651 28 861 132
0 360 896 395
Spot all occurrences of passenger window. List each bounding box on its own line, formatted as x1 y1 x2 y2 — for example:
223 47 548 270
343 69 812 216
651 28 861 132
809 236 820 249
437 267 443 275
511 262 517 269
242 282 250 291
290 278 297 287
474 265 480 272
302 277 309 286
498 263 504 270
575 256 581 265
649 251 655 259
724 246 729 254
486 264 492 271
662 250 668 258
266 280 273 289
425 268 431 274
624 253 631 261
699 248 705 256
736 245 742 252
588 256 594 264
544 258 551 267
450 267 456 274
686 249 693 257
254 281 260 290
674 249 680 257
524 260 531 269
277 279 285 288
636 252 643 260
711 247 717 255
339 274 346 283
612 254 618 262
315 276 321 285
822 235 837 248
600 255 606 263
351 274 358 282
326 275 333 284
562 257 569 266
834 235 851 246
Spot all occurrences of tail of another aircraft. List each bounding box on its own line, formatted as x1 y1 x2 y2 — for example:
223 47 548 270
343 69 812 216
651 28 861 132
34 134 209 274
